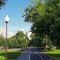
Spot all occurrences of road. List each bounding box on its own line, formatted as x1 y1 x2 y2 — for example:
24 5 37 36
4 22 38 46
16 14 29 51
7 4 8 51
17 47 55 60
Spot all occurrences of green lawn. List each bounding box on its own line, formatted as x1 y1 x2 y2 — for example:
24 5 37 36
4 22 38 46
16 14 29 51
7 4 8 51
46 49 60 60
0 49 23 60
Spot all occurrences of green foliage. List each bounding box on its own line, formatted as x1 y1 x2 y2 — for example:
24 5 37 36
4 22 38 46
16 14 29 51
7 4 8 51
24 0 60 48
30 33 42 47
0 36 5 46
7 31 29 48
15 31 29 47
0 31 29 48
0 0 7 9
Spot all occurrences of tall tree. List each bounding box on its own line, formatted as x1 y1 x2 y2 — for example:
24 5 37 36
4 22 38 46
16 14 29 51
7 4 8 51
7 31 29 48
23 0 60 48
0 0 7 9
15 31 29 47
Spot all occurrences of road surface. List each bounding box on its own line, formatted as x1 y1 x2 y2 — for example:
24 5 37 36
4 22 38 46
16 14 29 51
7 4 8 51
17 47 54 60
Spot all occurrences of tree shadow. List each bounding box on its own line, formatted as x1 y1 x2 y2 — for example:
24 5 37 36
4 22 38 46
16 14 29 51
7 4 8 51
48 54 60 60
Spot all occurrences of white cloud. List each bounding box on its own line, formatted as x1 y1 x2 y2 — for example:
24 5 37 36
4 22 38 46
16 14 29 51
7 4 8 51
0 26 14 38
27 32 32 40
9 26 31 33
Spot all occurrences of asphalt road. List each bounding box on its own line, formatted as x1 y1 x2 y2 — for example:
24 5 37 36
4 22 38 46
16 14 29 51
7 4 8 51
17 47 55 60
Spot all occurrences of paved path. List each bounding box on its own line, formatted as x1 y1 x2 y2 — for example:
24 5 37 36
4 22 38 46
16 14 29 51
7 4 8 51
17 47 55 60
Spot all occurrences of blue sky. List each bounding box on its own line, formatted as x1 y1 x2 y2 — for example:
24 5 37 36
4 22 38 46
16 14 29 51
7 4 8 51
0 0 31 34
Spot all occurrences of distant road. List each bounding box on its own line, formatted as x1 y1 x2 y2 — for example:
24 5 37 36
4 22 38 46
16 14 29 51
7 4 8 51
17 47 55 60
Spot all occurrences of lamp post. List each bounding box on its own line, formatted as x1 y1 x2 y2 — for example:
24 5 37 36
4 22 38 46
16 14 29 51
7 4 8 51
5 15 9 60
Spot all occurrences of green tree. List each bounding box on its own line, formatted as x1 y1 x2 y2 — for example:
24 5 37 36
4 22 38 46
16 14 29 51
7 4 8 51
0 35 4 46
45 0 60 48
7 36 16 48
7 31 29 48
0 0 7 9
15 31 29 48
30 33 42 47
23 0 60 48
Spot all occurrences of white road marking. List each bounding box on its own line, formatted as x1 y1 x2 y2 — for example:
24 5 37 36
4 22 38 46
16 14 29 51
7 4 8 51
29 48 31 60
39 54 44 60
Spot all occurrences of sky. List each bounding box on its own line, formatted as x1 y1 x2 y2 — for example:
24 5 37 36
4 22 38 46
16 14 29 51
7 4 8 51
0 0 32 34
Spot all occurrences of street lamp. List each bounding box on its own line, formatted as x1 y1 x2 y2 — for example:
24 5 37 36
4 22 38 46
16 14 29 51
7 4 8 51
5 15 9 60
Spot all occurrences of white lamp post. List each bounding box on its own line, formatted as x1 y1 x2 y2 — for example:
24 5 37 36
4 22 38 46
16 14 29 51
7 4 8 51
5 15 9 60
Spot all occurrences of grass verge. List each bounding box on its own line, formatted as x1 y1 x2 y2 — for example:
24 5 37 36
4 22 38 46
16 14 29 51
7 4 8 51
46 49 60 60
0 49 23 60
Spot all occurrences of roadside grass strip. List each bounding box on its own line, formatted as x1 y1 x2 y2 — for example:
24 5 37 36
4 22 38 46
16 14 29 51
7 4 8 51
0 49 23 60
46 49 60 60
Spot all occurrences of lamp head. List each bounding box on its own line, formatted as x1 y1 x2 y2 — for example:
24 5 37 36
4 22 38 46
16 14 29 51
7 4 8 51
5 15 9 23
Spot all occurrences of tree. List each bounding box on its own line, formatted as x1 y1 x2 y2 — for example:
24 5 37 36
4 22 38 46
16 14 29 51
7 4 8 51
45 0 60 48
0 35 4 46
30 33 42 47
7 31 29 48
15 31 29 48
7 36 16 48
23 0 60 48
0 0 7 9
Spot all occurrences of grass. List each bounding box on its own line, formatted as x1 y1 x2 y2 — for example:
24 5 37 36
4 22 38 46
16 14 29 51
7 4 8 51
0 49 23 60
46 49 60 60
